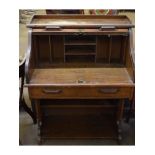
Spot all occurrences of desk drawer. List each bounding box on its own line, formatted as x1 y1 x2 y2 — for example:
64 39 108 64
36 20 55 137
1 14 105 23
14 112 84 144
28 86 134 99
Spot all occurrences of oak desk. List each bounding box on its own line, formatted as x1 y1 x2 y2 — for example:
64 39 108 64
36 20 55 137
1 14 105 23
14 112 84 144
25 15 135 144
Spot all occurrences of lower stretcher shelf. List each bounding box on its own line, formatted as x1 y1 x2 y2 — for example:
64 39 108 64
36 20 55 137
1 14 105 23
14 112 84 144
39 99 119 140
41 114 118 139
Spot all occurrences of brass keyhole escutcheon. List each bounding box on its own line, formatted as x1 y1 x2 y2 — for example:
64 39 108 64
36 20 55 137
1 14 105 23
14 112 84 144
77 79 86 84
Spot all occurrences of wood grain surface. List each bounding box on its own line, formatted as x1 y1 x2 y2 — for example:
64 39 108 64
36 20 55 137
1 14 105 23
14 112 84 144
28 68 133 86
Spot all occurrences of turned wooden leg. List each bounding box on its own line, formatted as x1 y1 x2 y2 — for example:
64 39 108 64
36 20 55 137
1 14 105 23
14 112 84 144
31 100 37 124
126 90 135 123
116 99 125 144
126 95 135 123
35 100 42 145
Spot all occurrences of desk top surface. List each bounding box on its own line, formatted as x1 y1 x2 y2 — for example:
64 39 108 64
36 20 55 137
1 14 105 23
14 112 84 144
28 68 134 87
27 15 134 29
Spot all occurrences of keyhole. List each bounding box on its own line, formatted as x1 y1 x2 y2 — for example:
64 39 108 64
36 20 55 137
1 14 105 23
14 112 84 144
77 79 85 84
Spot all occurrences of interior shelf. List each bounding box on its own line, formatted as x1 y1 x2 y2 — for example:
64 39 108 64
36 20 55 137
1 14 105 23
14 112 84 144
64 35 96 45
65 52 96 56
64 41 96 45
33 34 128 66
65 55 95 63
65 47 96 54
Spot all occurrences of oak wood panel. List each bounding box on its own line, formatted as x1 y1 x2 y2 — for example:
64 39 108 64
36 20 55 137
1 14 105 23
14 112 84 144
40 99 118 115
28 86 133 99
32 35 39 66
28 68 133 86
36 35 51 63
27 15 134 29
32 28 129 35
96 36 109 63
50 35 64 62
125 29 135 82
121 36 127 64
110 35 123 63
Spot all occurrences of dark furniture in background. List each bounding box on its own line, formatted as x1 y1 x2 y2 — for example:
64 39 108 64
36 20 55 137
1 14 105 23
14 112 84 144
46 10 83 14
19 57 36 124
25 15 135 144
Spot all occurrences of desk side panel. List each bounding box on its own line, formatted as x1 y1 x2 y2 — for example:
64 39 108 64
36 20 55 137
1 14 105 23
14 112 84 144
25 30 36 82
125 28 135 83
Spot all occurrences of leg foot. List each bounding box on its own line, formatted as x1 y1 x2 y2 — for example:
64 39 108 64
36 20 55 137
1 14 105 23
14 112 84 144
117 120 123 145
37 137 42 145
